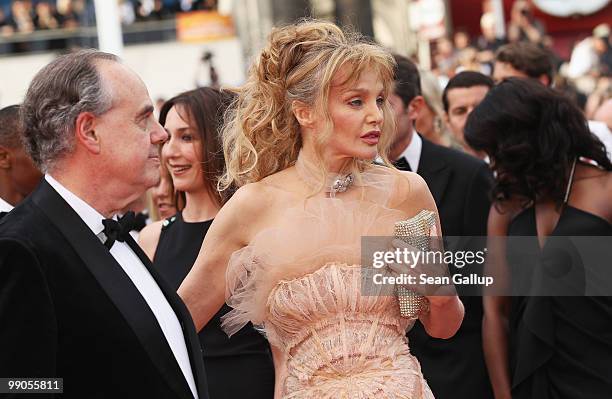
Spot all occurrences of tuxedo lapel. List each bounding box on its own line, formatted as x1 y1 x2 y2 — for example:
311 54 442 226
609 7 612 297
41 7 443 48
31 181 195 399
417 137 451 205
124 234 208 398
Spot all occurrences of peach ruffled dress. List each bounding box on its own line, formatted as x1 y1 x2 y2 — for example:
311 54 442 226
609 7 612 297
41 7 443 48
222 155 436 399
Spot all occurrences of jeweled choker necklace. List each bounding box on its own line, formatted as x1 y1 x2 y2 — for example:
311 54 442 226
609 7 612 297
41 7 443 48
330 173 354 194
294 151 355 196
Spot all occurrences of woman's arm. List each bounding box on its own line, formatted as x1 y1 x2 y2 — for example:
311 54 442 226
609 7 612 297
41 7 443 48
394 172 465 338
178 183 266 331
482 204 513 399
271 345 287 399
420 293 465 339
483 296 511 399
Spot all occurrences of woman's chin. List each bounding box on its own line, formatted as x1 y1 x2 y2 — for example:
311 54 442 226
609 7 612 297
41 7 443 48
355 148 379 161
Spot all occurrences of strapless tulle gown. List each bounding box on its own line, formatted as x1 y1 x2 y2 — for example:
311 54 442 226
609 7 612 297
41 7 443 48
222 161 438 398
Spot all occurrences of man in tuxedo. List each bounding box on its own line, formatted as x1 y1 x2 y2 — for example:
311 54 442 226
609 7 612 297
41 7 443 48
0 50 207 399
442 71 494 159
389 54 494 399
0 104 42 218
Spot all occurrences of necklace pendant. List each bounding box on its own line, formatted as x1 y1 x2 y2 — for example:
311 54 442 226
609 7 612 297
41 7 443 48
331 173 354 194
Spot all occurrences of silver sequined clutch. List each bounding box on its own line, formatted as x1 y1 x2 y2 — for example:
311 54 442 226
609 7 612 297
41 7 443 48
394 210 436 319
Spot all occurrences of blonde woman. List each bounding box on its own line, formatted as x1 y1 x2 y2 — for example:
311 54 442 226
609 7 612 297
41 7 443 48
179 20 463 398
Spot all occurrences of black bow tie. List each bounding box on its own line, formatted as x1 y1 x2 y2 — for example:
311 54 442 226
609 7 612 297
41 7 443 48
393 157 412 172
100 211 137 250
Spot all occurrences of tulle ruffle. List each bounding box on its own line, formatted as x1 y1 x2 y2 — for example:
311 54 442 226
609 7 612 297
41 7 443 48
221 166 424 339
221 165 439 398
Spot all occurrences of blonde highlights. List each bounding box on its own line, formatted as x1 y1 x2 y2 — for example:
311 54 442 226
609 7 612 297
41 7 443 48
220 19 396 190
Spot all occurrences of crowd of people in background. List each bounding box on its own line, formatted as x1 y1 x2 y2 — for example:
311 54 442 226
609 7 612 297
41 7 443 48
0 0 220 53
430 1 612 150
0 0 218 37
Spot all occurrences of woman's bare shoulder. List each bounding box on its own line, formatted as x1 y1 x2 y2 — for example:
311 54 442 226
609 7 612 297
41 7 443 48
573 164 612 222
388 169 437 216
219 181 276 220
487 199 525 236
138 220 164 260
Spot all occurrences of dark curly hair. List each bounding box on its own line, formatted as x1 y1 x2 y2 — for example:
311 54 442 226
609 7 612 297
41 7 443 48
464 78 611 207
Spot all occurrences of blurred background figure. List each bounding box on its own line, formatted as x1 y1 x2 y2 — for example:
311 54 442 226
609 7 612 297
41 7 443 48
595 98 612 130
476 12 507 72
442 71 494 159
567 24 612 93
507 0 546 45
150 159 178 220
33 1 59 30
0 104 42 215
591 98 612 159
10 0 34 34
195 51 220 89
493 40 612 160
493 41 555 86
416 69 453 147
456 46 481 73
139 87 275 399
465 77 612 399
433 36 458 79
0 7 15 36
592 23 612 77
584 76 612 119
453 28 473 54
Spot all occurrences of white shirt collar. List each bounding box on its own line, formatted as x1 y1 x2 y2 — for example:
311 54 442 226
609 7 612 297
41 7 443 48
45 174 107 235
398 132 422 172
0 197 13 212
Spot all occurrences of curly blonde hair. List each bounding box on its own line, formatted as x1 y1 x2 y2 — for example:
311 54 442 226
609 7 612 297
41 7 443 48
219 19 396 190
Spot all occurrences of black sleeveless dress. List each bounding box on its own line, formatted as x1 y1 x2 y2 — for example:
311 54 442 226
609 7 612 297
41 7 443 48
154 212 275 399
506 167 612 399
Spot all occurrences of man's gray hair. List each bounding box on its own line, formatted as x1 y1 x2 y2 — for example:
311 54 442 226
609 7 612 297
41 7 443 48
21 49 119 172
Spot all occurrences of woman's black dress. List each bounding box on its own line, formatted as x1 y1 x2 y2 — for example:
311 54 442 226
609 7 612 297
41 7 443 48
507 194 612 398
154 212 275 399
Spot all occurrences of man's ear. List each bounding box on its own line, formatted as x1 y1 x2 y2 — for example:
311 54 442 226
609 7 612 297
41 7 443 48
407 96 426 121
443 111 451 125
0 145 11 169
75 112 101 154
292 101 316 129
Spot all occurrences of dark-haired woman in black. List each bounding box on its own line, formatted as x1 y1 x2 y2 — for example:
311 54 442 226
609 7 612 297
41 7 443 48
139 88 274 399
465 77 612 399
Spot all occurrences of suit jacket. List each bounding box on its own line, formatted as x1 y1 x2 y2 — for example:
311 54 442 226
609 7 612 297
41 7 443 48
400 137 494 399
0 181 208 399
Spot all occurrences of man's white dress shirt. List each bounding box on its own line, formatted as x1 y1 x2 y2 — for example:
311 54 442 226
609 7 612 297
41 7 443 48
0 197 13 213
398 132 423 172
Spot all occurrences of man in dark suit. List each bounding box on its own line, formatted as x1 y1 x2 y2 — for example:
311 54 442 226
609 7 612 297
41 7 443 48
0 104 42 219
0 50 207 399
389 54 494 399
442 71 494 159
